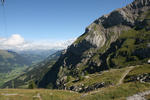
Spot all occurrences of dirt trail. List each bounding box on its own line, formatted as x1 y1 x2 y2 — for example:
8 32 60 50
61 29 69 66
117 66 135 85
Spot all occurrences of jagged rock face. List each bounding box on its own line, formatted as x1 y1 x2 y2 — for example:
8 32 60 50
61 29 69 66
98 0 150 28
85 28 106 48
99 9 136 28
38 0 150 88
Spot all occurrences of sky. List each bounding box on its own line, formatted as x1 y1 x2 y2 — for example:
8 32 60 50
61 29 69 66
0 0 133 50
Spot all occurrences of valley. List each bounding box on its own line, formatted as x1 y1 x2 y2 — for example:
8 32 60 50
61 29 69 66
0 49 60 88
0 66 27 87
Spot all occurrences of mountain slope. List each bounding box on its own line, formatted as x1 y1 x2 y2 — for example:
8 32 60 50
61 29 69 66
38 0 150 89
1 51 62 88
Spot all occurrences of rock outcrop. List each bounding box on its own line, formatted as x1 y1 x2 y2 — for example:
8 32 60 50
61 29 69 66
127 73 150 83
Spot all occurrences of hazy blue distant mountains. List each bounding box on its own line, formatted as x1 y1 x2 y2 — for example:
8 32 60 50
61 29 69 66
17 49 58 64
0 49 32 73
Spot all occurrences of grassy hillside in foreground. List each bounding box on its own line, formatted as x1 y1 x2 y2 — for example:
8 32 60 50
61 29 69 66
77 82 150 100
0 64 150 100
73 64 150 100
0 82 150 100
0 89 80 100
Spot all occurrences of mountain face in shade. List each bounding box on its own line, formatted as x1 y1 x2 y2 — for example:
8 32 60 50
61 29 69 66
37 0 150 89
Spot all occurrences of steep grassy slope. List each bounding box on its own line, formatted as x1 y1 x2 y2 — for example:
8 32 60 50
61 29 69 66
38 0 150 89
64 67 131 92
124 64 150 82
107 29 150 68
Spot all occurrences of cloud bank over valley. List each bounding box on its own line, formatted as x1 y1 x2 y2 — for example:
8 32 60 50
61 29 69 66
0 34 76 51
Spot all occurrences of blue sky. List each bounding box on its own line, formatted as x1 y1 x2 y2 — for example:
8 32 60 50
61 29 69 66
0 0 133 41
0 0 134 50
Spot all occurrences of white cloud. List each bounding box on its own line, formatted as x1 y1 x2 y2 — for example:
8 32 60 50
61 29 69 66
0 34 76 51
2 34 25 45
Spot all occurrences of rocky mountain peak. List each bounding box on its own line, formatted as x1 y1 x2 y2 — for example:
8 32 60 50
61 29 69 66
95 0 150 29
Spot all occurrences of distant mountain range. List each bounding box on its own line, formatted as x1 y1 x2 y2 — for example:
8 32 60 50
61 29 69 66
17 49 58 64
